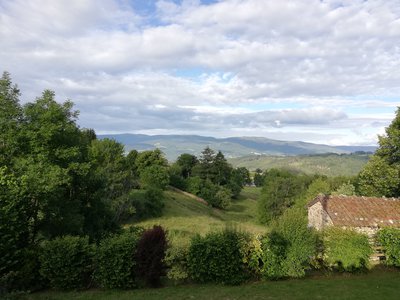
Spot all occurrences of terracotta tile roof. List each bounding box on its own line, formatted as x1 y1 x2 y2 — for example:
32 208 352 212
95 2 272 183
309 195 400 228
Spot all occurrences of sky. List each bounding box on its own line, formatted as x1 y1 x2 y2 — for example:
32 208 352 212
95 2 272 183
1 0 400 146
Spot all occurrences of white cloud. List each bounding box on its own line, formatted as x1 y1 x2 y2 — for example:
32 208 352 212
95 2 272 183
1 0 399 145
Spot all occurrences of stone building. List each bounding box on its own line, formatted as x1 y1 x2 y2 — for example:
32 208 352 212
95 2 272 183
307 194 400 237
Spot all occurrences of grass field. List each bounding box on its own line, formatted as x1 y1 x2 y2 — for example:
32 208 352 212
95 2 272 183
23 267 400 300
130 186 266 245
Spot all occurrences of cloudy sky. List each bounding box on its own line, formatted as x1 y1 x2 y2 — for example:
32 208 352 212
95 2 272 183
1 0 400 145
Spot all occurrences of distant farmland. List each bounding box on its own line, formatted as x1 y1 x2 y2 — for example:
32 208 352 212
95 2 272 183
228 153 370 177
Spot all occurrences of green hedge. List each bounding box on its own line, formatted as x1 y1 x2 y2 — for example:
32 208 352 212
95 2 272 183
165 243 190 283
94 228 143 289
377 228 400 267
39 236 94 290
187 229 248 285
261 209 317 279
323 227 372 272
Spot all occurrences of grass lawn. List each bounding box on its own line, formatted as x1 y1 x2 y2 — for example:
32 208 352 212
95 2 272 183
23 267 400 300
130 186 266 245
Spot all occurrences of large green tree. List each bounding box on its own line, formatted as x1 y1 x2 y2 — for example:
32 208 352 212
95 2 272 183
0 71 23 167
358 108 400 197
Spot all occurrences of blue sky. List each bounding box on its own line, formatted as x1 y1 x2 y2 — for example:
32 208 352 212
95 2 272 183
1 0 400 145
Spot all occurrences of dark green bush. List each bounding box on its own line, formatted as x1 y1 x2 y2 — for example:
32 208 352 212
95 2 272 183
187 228 247 285
377 228 400 267
39 236 94 290
261 209 317 279
136 225 168 287
94 227 143 289
0 246 43 295
323 227 372 272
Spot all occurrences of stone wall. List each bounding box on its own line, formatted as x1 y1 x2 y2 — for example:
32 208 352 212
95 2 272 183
308 201 333 230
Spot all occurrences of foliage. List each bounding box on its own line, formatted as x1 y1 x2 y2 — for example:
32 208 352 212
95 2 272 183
322 227 372 272
0 246 42 295
185 176 203 195
168 164 186 190
39 236 94 290
332 182 356 196
294 177 331 209
257 169 310 223
164 243 190 283
136 226 168 287
175 153 198 178
0 167 31 287
253 169 264 187
237 232 263 279
261 231 288 279
212 186 232 209
0 71 22 167
94 228 143 289
129 188 165 220
140 165 170 190
357 108 400 197
187 228 248 285
377 228 400 267
357 156 399 197
135 149 168 174
261 208 317 279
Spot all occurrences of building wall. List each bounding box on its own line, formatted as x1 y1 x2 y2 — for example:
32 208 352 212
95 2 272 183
308 201 333 230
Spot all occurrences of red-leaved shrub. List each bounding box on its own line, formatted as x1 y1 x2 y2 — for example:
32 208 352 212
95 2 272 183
135 225 167 287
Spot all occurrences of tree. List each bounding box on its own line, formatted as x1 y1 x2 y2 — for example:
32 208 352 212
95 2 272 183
358 156 399 197
176 153 198 178
0 71 23 167
358 108 400 197
254 169 264 187
258 169 309 224
135 149 168 175
198 146 217 181
140 165 169 190
212 151 232 185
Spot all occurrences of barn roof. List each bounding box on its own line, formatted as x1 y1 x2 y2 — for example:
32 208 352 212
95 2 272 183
308 195 400 228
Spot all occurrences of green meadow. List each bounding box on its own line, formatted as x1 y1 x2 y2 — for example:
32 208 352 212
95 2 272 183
131 186 266 245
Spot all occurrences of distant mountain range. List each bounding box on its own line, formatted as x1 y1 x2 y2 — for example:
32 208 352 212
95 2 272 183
98 134 376 161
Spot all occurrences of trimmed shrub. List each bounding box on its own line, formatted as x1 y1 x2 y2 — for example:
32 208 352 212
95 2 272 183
136 225 168 287
164 243 190 283
261 232 288 279
0 246 43 295
261 209 317 279
238 233 263 279
323 227 372 272
187 228 247 285
39 236 94 290
94 227 143 289
377 228 400 267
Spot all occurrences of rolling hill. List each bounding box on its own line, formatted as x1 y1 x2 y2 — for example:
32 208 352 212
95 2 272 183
98 133 376 161
128 187 266 245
